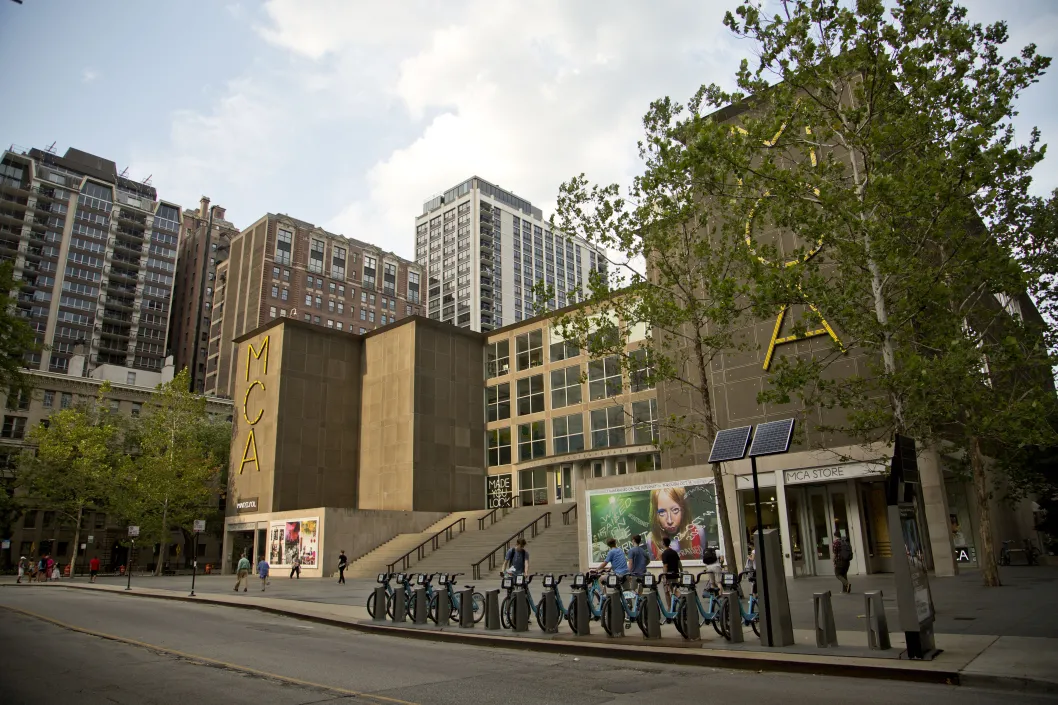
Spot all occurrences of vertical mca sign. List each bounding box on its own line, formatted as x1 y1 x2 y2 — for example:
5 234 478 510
240 335 269 473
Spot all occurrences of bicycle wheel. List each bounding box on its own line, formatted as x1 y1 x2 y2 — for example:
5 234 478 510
711 607 725 638
500 595 512 629
385 591 395 619
471 592 486 623
600 597 614 637
750 615 760 637
673 596 687 638
567 600 579 634
589 589 602 619
427 593 439 624
535 597 547 630
636 600 649 637
367 591 379 620
716 601 731 640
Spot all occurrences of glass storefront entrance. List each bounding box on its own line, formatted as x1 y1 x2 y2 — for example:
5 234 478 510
519 468 548 506
554 465 574 503
785 484 851 577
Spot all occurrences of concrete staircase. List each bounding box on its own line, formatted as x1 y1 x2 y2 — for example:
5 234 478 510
409 505 555 579
346 509 490 578
408 504 581 581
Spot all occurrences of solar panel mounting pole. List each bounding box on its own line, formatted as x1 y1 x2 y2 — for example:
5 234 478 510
750 451 772 647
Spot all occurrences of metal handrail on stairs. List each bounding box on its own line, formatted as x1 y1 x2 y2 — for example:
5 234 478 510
386 517 467 572
561 504 577 525
477 496 523 530
471 511 551 580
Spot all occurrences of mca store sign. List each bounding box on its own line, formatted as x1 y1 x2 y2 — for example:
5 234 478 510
239 336 269 473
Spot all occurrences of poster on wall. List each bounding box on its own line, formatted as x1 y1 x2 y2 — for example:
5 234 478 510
586 478 721 565
487 474 513 508
268 517 319 568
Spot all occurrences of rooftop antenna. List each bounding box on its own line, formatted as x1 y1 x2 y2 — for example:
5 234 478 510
119 166 129 179
142 174 153 186
44 141 57 154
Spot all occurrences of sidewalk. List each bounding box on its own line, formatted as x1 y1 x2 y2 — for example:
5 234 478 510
3 577 1056 692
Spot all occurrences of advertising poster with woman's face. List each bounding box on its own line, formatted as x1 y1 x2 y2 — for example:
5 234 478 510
267 517 319 568
586 478 721 565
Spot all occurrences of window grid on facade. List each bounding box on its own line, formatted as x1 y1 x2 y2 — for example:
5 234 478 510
515 329 543 370
632 398 659 444
590 405 626 449
549 338 579 362
516 374 544 416
550 364 582 409
630 349 655 392
588 356 622 400
487 427 511 466
275 229 292 265
486 340 510 377
552 413 584 454
308 238 325 274
486 382 510 422
518 420 546 461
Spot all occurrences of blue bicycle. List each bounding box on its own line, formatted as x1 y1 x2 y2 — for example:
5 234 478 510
673 571 726 638
535 573 574 629
714 570 759 638
428 573 486 624
599 573 645 636
500 573 540 628
565 569 608 634
367 572 416 619
636 572 680 634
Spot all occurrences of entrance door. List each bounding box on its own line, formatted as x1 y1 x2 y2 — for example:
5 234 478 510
230 531 255 572
554 465 574 503
807 488 834 575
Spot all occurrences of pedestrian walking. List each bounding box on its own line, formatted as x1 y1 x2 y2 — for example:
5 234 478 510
289 554 301 579
660 536 681 604
89 556 100 583
832 531 853 593
701 544 722 590
337 550 348 584
501 538 529 576
627 535 648 591
233 553 251 592
258 556 270 592
37 556 47 583
45 555 56 581
17 556 27 584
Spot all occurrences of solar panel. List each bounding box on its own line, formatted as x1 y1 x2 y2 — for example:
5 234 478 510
708 425 752 463
748 418 796 457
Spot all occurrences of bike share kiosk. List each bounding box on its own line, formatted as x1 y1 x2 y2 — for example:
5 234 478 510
487 578 507 631
540 574 560 634
570 573 591 636
639 573 662 639
412 573 429 625
604 573 625 638
392 573 408 624
458 581 476 629
678 572 700 640
373 573 389 622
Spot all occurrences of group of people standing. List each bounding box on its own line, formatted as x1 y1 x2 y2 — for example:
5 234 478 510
16 555 61 583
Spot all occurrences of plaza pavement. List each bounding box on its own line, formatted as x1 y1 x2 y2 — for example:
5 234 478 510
2 565 1055 691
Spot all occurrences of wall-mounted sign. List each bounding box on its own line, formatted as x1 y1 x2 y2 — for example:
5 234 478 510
128 526 140 538
239 336 269 474
193 520 207 533
486 474 513 508
783 463 885 486
235 498 259 513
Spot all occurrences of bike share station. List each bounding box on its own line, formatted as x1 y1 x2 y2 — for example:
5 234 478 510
360 421 943 662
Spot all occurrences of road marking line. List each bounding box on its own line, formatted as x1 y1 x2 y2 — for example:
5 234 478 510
0 603 418 705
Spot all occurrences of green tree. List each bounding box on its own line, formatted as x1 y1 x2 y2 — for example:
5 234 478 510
686 0 1053 585
20 382 126 576
0 261 42 396
545 127 761 567
118 369 221 574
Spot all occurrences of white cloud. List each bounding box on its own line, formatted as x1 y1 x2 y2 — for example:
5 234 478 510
81 68 98 83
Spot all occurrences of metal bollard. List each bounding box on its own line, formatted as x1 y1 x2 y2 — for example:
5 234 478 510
682 595 700 641
458 587 475 628
372 585 388 621
541 591 559 633
723 592 742 643
512 588 530 632
392 589 407 624
413 587 428 625
436 587 451 627
813 591 838 647
606 592 625 638
865 591 891 650
642 593 661 639
573 589 591 636
484 589 501 630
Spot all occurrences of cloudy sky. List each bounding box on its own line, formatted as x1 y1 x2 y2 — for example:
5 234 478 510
1 1 1055 261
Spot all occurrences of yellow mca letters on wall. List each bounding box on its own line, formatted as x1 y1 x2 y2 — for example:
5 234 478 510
240 336 269 473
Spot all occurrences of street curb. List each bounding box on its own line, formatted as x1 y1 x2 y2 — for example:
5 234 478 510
27 583 965 685
957 673 1058 696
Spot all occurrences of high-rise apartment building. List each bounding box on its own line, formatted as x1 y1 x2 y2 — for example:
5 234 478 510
205 213 424 398
170 196 238 393
0 146 180 376
414 177 607 332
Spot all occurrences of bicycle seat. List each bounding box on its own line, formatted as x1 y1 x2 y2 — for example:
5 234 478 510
463 584 475 590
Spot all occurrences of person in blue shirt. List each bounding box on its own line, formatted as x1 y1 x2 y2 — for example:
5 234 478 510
598 538 629 577
257 556 270 592
627 534 649 589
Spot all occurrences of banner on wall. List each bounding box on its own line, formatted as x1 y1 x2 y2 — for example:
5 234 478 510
586 478 721 565
268 517 319 568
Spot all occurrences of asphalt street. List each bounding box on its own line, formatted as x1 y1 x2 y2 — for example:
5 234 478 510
0 587 1053 705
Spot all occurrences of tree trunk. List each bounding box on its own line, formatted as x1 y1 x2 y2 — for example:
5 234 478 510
970 435 1001 587
155 498 168 576
711 462 739 570
70 505 83 580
